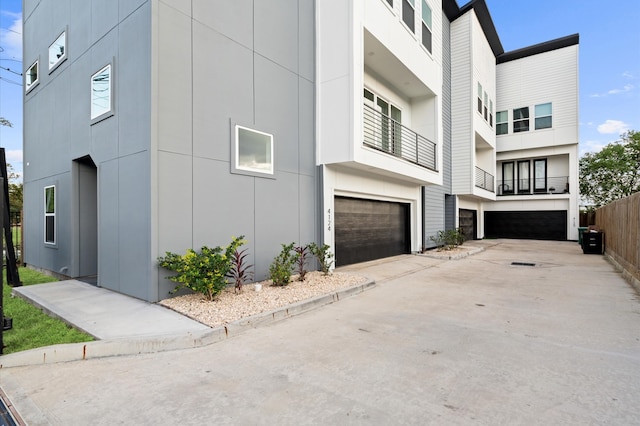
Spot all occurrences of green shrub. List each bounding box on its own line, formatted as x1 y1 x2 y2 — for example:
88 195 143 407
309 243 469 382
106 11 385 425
308 242 334 275
269 242 296 286
158 236 246 301
429 228 464 251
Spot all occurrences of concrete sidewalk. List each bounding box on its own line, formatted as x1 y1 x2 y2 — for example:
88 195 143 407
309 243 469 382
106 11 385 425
1 239 639 425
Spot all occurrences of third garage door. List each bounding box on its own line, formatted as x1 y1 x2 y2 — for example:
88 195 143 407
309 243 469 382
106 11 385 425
484 210 567 241
334 197 410 266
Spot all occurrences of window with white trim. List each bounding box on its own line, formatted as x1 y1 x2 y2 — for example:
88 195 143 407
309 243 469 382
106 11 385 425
496 110 508 135
489 100 494 127
421 1 432 53
48 31 67 71
25 60 39 93
535 102 552 130
402 0 415 33
483 92 488 120
91 63 113 121
234 125 274 175
44 185 56 245
513 106 530 133
477 82 483 114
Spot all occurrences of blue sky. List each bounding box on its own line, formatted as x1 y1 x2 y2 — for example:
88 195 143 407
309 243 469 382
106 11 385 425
0 0 639 179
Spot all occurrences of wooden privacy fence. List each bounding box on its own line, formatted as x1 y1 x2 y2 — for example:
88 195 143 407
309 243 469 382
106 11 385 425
595 193 640 285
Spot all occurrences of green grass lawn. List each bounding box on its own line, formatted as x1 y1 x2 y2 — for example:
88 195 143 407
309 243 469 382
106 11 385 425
2 268 94 355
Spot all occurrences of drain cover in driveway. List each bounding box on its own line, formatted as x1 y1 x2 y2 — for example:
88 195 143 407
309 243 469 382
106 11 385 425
511 262 537 267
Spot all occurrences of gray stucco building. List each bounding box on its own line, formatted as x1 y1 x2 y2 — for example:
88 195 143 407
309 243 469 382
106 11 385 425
23 0 317 301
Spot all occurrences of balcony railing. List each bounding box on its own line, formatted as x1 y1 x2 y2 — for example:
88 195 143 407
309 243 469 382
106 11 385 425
475 166 495 192
363 104 437 172
497 176 570 196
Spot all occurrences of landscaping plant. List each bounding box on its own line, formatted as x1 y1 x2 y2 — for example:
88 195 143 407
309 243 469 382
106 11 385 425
429 228 464 251
294 244 310 281
158 236 246 301
269 242 296 286
228 246 253 293
308 242 334 275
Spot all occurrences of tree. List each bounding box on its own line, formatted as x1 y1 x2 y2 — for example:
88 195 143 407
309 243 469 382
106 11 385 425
0 117 12 128
579 130 640 207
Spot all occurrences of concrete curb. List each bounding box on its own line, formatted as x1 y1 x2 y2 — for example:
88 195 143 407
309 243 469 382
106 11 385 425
0 279 376 368
418 245 485 260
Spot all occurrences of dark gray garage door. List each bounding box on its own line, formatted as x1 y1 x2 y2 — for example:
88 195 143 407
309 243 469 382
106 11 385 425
484 210 567 241
334 197 410 266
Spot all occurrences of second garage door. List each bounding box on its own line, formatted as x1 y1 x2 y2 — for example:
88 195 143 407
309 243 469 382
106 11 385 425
334 197 410 266
484 210 567 241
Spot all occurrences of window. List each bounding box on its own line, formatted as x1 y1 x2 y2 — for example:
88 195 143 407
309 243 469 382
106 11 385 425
234 125 274 175
496 111 508 135
489 100 493 127
517 160 530 194
477 83 483 114
501 162 514 194
91 63 113 122
534 159 547 192
385 0 393 6
421 1 432 53
402 0 415 33
363 89 402 155
44 186 56 245
513 107 529 133
535 102 552 130
48 31 67 71
483 92 488 120
25 60 39 93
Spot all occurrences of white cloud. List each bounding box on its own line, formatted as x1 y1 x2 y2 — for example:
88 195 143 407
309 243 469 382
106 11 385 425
579 140 608 156
5 149 22 163
622 71 634 79
597 120 629 135
0 12 22 61
607 84 634 95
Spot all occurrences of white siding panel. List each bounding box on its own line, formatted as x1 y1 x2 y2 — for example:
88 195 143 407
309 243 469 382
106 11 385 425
450 14 472 195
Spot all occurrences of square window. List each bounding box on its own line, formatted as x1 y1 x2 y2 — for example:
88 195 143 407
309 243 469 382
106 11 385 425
91 63 113 122
535 102 552 130
25 60 39 93
513 107 529 133
44 185 56 245
234 125 274 176
496 110 508 135
49 31 67 72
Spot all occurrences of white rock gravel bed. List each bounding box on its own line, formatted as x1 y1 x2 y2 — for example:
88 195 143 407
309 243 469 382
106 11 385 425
158 271 368 328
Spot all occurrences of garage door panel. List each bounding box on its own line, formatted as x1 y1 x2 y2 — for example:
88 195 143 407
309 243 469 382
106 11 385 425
485 210 567 241
335 197 410 266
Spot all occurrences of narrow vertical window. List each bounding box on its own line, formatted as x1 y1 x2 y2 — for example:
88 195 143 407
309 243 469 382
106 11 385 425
402 0 415 33
535 102 552 130
513 107 530 132
489 100 494 127
91 63 113 122
517 160 530 194
421 1 432 53
496 111 508 135
501 162 514 194
534 159 547 193
48 31 67 71
44 185 56 245
25 60 39 93
483 92 488 120
477 83 483 114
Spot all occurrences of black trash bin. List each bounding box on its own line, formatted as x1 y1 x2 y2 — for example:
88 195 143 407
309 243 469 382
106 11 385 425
582 231 603 254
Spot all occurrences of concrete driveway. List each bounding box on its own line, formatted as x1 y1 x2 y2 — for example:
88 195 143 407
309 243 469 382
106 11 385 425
1 239 639 425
